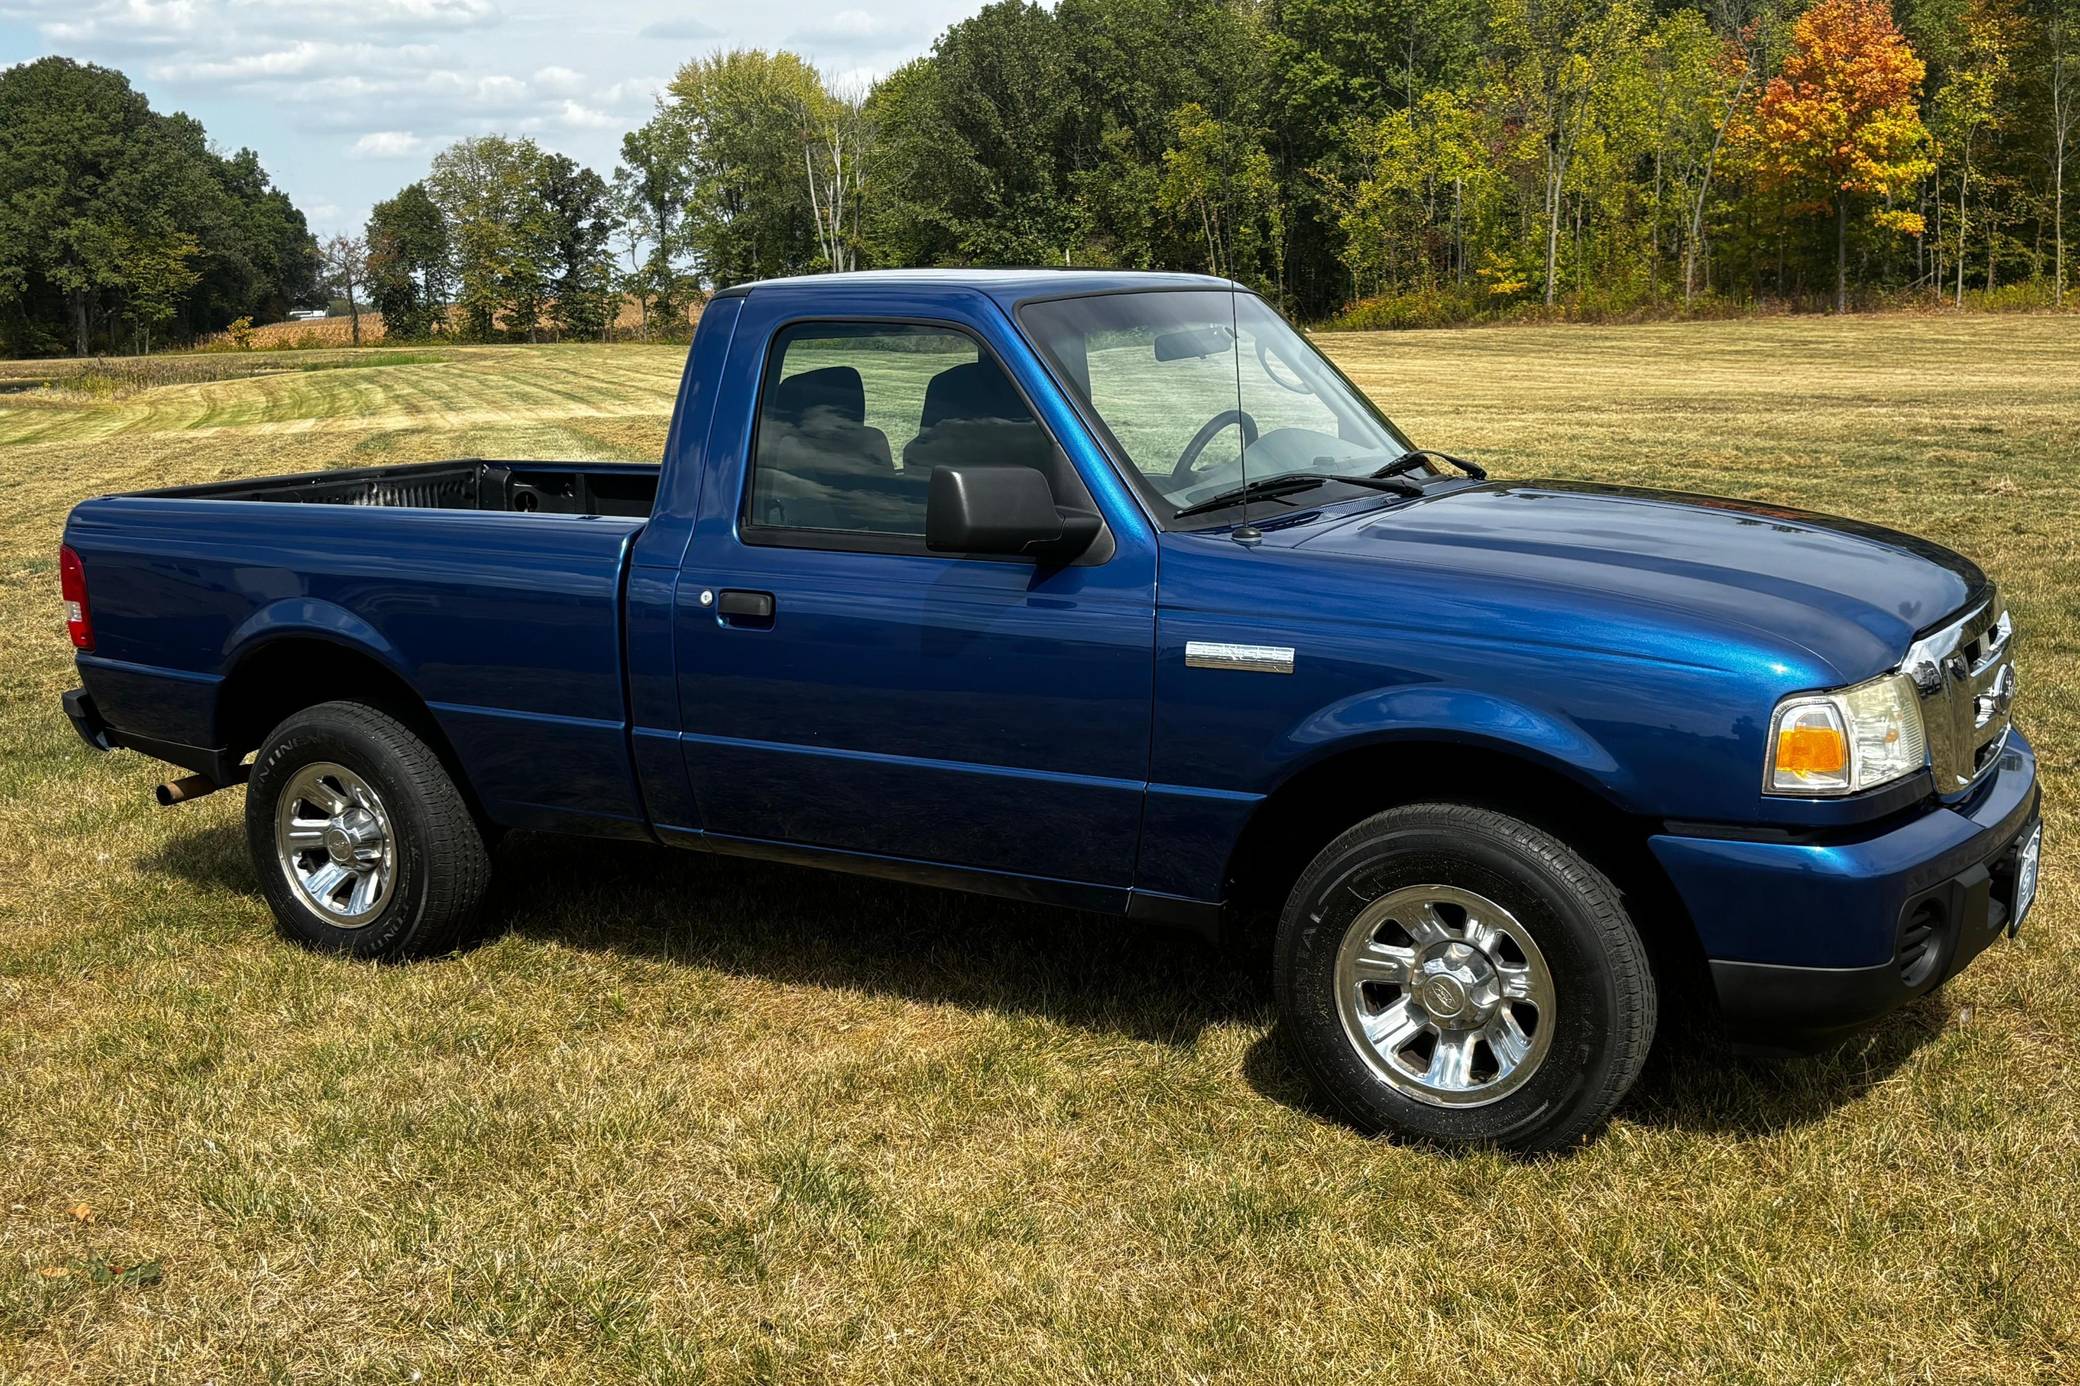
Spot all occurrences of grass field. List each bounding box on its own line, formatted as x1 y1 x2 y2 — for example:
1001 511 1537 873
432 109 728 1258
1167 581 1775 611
2 318 2076 1383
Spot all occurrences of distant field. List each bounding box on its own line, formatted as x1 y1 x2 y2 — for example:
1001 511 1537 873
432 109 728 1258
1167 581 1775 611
172 294 705 349
2 318 2076 1382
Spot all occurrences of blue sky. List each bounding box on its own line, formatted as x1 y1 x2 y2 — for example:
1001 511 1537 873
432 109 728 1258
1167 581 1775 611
0 0 984 236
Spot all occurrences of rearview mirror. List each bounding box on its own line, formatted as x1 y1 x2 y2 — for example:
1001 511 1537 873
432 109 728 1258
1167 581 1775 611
926 465 1099 563
1153 325 1234 361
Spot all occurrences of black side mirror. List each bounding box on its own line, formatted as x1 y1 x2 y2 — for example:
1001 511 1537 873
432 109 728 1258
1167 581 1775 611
926 465 1100 563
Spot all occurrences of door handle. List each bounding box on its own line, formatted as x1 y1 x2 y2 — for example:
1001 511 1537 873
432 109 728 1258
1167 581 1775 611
716 589 776 627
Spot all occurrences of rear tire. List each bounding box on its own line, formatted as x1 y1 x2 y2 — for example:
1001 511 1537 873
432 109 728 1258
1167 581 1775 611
245 700 491 960
1273 803 1654 1152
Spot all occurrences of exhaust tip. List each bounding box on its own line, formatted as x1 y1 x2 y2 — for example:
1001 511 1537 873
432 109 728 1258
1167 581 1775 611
155 774 218 806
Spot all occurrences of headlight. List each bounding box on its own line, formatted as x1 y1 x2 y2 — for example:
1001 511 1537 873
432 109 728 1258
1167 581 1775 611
1765 672 1928 796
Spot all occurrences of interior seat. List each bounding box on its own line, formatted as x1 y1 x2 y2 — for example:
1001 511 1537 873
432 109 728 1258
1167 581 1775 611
903 359 1055 482
754 365 908 531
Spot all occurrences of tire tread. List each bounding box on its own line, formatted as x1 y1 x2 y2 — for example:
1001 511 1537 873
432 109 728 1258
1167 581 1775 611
247 700 491 959
1273 802 1656 1152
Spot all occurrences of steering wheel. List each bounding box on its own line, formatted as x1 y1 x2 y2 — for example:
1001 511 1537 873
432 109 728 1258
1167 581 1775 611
1172 408 1260 479
1256 335 1311 393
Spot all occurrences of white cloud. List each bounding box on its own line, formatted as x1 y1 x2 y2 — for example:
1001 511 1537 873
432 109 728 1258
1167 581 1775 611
532 63 584 95
349 130 427 158
555 99 615 129
594 75 666 109
152 39 326 79
227 0 499 31
11 0 496 48
28 0 203 43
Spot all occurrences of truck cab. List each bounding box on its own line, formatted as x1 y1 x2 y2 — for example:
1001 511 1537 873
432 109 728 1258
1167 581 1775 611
60 271 2042 1151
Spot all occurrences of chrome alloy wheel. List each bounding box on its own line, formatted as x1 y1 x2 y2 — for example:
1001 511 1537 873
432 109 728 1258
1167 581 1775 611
274 762 395 927
1334 884 1556 1107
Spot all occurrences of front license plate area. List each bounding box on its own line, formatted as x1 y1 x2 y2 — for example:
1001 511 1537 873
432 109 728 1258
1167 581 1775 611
2012 822 2042 937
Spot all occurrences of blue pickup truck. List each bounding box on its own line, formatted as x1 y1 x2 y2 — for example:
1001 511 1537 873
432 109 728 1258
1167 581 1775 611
59 271 2041 1150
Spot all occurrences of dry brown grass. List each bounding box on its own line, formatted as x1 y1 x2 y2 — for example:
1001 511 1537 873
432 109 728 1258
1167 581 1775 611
1 319 2076 1383
195 297 703 350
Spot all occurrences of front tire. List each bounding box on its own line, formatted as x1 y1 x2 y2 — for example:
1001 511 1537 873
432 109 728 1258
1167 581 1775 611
1273 803 1654 1152
245 701 492 960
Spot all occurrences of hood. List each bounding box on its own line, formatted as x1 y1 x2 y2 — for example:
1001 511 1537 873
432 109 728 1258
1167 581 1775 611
1292 481 1985 684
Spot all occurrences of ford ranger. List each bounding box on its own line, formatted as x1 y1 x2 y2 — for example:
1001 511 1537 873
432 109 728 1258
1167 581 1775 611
58 271 2042 1150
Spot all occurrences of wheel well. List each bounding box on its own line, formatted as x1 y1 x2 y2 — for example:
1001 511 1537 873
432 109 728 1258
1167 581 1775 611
1226 741 1706 986
216 638 483 818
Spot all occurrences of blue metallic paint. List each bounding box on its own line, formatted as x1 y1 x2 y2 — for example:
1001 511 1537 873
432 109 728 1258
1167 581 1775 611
60 269 2039 990
1653 731 2038 967
664 282 1160 886
65 496 648 838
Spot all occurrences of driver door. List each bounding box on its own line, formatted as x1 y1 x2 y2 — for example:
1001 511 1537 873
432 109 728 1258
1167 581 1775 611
674 308 1160 898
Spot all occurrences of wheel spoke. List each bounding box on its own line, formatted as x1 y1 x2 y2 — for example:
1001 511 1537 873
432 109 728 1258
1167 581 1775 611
1497 963 1534 1000
347 867 381 915
1363 998 1426 1054
1425 1029 1478 1089
1485 1011 1532 1071
283 822 329 848
303 862 349 905
1465 915 1505 956
1351 941 1414 985
1404 902 1452 946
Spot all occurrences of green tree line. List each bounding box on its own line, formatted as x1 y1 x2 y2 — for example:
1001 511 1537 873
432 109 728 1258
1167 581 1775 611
0 58 322 357
11 0 2077 355
570 0 2077 323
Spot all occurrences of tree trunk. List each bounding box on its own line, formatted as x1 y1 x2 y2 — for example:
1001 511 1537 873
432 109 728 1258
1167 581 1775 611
1955 144 1970 309
347 290 362 347
1686 66 1751 310
2056 127 2067 305
1835 193 1848 313
1543 116 1564 306
2055 29 2071 306
72 291 89 357
1931 167 1945 295
1544 171 1562 307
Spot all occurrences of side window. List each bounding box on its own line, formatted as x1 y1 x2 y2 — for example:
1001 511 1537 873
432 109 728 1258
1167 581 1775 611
746 322 1056 539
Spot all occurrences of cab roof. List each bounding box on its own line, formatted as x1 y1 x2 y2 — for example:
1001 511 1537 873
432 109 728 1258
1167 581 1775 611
710 268 1242 309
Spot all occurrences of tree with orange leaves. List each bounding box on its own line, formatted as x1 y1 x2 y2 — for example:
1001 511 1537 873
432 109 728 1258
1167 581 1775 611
1749 0 1933 311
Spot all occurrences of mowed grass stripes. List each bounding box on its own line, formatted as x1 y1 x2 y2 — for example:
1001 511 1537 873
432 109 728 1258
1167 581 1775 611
1 319 2076 1384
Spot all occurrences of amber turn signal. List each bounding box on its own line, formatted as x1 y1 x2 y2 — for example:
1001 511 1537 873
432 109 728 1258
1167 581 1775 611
1775 722 1847 777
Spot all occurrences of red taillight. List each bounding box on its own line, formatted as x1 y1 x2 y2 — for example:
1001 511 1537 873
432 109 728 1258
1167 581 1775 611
59 544 92 651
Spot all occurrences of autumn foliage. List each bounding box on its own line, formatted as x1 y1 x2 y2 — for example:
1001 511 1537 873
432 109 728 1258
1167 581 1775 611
1748 0 1933 305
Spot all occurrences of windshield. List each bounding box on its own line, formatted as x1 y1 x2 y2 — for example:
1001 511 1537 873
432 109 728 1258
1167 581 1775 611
1019 289 1418 522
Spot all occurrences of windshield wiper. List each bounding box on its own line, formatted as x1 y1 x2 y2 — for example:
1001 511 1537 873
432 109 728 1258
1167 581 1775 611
1171 470 1421 521
1372 448 1488 481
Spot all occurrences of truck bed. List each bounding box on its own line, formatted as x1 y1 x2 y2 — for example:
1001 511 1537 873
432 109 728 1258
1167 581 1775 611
65 457 660 841
143 458 660 518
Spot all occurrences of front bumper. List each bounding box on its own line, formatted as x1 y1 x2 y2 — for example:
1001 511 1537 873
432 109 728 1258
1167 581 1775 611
1651 730 2040 1051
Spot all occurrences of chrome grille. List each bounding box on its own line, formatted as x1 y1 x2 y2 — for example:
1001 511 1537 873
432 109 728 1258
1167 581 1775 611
1902 596 2016 795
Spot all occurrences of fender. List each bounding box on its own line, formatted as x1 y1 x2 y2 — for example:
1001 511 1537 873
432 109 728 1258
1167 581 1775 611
1283 683 1640 809
1136 683 1641 904
222 597 410 675
215 598 418 746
